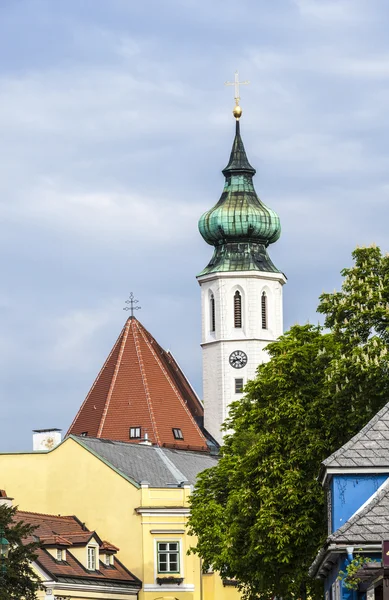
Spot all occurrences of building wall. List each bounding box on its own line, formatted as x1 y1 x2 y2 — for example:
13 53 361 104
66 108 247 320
0 438 240 600
331 474 388 533
199 270 285 443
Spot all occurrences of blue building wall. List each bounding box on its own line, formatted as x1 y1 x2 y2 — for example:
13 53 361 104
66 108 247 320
324 554 381 600
331 474 388 533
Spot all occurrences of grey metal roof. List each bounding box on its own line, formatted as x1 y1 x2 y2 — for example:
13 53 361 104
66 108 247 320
74 436 218 487
322 402 389 471
329 477 389 544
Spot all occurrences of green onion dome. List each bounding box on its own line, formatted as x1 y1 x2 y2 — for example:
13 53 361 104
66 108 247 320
197 120 281 276
198 121 281 248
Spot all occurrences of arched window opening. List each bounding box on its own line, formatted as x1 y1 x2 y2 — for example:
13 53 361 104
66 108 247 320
234 291 242 328
210 294 215 332
261 292 268 329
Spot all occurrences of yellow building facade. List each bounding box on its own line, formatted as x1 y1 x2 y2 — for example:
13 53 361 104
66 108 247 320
0 435 240 600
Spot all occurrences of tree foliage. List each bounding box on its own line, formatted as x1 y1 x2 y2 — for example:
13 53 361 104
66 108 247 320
0 504 41 600
188 246 389 600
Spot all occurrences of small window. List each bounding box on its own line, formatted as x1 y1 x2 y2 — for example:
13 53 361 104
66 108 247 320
261 292 267 329
172 428 184 440
88 546 96 570
105 554 111 566
234 291 242 328
80 432 88 437
129 427 141 439
210 293 215 332
157 541 180 573
235 378 244 394
56 548 64 561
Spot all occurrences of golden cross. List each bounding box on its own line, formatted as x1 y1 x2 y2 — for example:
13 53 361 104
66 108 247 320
224 71 249 106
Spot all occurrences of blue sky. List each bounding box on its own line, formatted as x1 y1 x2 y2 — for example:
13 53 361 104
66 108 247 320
1 0 389 450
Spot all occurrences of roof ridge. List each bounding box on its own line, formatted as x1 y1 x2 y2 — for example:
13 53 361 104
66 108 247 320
66 323 127 437
330 477 389 541
133 320 160 445
16 511 77 521
154 447 188 484
97 319 131 437
137 323 206 442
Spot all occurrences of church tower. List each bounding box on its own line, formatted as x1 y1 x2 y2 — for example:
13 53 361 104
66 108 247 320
197 89 286 444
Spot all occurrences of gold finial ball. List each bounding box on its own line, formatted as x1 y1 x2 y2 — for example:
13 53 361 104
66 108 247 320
233 105 242 120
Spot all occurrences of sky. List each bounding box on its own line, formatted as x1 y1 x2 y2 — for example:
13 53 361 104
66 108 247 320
1 0 389 450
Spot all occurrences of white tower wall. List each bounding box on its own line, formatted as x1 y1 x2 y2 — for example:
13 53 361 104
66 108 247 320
199 270 286 444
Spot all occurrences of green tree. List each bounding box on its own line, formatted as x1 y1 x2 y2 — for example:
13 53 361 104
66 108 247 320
0 504 41 600
188 246 389 600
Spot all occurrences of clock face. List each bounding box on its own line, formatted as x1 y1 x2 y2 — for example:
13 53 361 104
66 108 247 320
229 350 248 369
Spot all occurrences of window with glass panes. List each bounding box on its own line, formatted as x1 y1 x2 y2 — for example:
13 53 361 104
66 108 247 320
157 541 180 573
87 546 96 570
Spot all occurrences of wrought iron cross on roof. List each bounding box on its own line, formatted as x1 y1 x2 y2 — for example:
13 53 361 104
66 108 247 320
123 293 141 318
224 70 249 106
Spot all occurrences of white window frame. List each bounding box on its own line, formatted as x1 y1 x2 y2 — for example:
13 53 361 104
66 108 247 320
130 427 141 439
156 540 181 574
87 545 98 570
104 553 114 566
172 428 184 440
56 548 65 561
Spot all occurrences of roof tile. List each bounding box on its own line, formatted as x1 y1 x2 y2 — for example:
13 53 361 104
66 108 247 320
14 511 140 586
67 318 208 452
323 402 389 470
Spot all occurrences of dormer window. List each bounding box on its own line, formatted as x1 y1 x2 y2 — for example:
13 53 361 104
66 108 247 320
88 546 97 570
105 553 114 566
173 428 184 440
129 427 141 439
56 548 65 561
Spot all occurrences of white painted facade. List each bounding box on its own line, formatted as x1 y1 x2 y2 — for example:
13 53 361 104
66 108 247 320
198 269 286 445
32 429 62 451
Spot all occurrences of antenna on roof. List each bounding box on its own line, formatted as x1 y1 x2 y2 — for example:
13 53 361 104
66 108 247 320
123 293 141 318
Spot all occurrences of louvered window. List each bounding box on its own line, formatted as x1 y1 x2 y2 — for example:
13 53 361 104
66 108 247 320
261 292 268 329
210 294 215 332
235 378 244 394
234 291 242 328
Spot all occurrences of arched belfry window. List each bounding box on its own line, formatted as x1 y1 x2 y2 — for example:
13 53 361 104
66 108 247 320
210 293 215 332
234 291 242 328
261 292 268 329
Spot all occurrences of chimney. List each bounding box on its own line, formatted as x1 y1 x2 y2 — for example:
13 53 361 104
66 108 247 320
32 429 62 451
139 432 152 446
0 490 13 508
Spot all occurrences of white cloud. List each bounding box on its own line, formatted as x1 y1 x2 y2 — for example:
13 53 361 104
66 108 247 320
0 179 202 244
293 0 367 22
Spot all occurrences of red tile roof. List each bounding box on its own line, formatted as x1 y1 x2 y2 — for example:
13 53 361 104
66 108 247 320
14 511 140 586
66 317 208 451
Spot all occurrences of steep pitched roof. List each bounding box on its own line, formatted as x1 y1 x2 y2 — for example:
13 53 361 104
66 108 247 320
328 478 389 544
14 511 141 587
321 402 389 478
67 317 208 452
74 435 218 487
309 478 389 578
